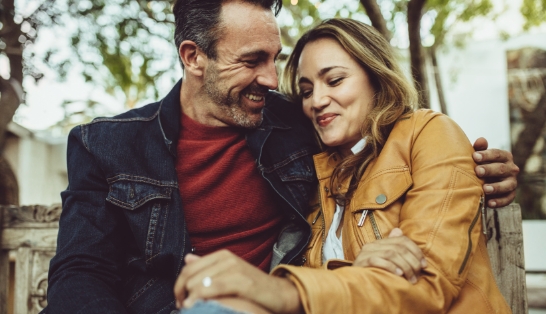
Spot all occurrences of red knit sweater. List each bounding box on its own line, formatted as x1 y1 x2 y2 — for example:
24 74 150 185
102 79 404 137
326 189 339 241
176 113 283 271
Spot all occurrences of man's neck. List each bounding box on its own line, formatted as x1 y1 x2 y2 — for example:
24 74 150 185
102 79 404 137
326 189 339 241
180 78 230 128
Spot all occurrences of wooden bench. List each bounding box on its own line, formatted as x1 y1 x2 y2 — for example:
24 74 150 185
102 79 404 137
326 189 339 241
0 205 60 314
0 204 530 313
486 203 528 314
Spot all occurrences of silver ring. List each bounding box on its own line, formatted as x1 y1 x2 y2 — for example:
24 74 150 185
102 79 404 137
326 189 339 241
202 276 212 288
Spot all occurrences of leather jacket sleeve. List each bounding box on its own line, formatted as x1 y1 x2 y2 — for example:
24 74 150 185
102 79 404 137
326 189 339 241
272 114 486 314
46 125 128 313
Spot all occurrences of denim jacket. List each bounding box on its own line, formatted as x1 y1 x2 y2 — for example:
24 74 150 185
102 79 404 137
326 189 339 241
45 80 319 314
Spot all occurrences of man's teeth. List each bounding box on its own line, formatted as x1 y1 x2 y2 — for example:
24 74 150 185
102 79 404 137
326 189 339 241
245 94 263 101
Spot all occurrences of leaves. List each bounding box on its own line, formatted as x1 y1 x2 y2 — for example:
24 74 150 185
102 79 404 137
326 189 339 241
521 0 546 30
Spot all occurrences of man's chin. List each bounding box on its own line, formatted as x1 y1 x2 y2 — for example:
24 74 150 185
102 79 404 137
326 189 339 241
231 111 263 129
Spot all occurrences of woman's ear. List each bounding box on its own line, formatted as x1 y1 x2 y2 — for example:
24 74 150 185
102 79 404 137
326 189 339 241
179 40 205 77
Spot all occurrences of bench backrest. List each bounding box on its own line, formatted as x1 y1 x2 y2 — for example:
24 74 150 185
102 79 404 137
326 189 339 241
486 203 528 314
1 204 528 313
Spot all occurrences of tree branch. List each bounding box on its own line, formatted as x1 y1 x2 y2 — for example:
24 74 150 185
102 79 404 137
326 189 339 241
407 0 430 108
359 0 392 41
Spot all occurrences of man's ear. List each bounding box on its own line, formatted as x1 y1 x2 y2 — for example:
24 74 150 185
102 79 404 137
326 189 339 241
179 40 206 77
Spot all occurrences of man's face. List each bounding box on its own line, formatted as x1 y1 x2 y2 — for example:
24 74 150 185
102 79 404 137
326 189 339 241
201 1 282 129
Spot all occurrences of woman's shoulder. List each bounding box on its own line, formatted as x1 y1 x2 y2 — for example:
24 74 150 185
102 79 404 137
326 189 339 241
394 109 463 139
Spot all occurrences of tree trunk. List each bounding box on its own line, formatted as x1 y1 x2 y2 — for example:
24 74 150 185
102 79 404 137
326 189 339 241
407 0 430 108
0 0 23 205
359 0 392 41
429 46 448 115
0 155 18 205
0 0 24 149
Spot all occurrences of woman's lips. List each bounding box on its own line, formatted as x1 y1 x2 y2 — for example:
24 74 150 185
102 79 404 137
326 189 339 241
316 113 338 127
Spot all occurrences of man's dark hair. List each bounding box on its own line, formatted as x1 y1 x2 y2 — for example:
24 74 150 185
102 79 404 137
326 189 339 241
173 0 282 69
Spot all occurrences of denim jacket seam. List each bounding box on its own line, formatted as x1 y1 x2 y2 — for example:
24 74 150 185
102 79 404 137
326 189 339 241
80 125 91 153
107 174 178 188
125 277 158 307
259 147 314 174
106 192 171 210
83 109 160 125
157 300 176 313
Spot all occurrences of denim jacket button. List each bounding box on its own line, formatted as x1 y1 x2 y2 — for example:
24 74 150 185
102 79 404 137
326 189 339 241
376 194 387 204
290 214 296 220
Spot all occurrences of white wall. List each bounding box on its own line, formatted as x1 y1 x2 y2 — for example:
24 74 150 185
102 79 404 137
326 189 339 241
4 124 67 206
430 32 546 150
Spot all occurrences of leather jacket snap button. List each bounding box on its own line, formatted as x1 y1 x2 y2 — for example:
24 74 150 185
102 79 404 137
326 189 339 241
375 194 387 204
324 186 329 193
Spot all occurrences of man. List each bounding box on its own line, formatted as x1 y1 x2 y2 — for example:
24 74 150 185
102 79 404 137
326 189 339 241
45 0 519 313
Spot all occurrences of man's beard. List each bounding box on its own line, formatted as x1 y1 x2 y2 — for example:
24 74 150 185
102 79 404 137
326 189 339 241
203 64 264 129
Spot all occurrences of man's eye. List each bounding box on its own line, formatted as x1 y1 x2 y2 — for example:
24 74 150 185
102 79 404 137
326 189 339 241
244 60 259 66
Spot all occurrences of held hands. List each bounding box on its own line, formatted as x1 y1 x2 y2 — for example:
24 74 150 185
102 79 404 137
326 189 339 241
173 250 303 314
353 228 426 284
472 137 519 208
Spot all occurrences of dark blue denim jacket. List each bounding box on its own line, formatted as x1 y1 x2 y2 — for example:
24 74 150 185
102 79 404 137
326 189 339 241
45 80 320 314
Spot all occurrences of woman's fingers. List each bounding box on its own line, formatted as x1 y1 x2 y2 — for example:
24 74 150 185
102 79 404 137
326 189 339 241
354 233 426 284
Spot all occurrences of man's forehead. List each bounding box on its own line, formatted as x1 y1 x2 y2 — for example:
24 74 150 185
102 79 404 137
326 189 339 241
216 1 281 54
219 1 279 32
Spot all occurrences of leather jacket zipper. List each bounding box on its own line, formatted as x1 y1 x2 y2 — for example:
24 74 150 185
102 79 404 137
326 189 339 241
480 196 487 235
369 211 383 240
318 185 326 266
458 195 484 275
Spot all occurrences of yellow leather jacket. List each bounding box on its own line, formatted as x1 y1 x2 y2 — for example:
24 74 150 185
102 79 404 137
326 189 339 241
272 110 510 314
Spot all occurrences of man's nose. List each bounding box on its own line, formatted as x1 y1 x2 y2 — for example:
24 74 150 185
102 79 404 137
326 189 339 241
256 61 278 90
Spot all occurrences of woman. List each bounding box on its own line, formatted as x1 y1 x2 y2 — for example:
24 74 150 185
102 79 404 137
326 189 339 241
176 18 510 314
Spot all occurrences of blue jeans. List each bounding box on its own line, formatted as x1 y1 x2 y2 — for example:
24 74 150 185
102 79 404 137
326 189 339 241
180 300 247 314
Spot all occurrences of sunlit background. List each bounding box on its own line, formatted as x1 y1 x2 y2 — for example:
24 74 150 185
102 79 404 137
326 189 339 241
1 0 545 312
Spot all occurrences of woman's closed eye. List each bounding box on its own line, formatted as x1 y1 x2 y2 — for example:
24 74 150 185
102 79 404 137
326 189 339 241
300 89 313 99
328 77 345 86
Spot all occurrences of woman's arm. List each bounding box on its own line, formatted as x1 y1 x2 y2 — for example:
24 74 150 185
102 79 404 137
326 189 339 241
272 113 486 314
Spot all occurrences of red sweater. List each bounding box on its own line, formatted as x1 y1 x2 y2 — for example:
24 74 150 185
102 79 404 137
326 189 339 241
176 113 283 271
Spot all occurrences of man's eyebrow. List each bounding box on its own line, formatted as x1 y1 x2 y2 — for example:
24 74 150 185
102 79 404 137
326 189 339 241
298 66 349 85
240 48 283 59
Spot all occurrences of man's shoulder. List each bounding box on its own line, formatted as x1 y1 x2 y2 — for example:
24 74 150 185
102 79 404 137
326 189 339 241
264 91 307 125
90 101 162 124
265 91 297 112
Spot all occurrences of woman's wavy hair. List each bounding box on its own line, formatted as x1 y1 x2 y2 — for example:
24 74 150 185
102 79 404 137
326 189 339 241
280 18 418 204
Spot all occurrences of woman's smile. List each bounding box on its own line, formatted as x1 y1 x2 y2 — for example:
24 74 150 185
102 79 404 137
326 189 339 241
316 113 338 127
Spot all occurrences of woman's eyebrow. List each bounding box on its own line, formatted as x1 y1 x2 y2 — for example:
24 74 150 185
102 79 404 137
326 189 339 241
298 66 349 85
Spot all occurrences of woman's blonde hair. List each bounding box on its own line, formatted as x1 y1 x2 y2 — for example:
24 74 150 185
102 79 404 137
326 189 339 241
280 18 419 203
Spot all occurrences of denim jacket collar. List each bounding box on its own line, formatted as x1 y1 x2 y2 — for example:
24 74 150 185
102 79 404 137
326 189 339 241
157 79 182 157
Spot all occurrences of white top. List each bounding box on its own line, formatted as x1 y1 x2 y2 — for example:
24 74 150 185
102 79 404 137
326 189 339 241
322 138 367 263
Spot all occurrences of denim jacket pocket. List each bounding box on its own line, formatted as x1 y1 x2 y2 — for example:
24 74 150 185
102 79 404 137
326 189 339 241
106 178 176 265
106 179 173 210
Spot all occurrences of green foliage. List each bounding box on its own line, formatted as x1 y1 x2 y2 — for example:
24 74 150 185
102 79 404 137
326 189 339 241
521 0 546 30
38 0 178 108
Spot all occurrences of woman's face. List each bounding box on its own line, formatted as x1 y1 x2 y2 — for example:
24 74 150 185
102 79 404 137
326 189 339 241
298 37 375 150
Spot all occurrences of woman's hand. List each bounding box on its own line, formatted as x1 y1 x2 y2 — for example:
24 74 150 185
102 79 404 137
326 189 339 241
353 228 427 284
173 250 303 314
472 137 519 208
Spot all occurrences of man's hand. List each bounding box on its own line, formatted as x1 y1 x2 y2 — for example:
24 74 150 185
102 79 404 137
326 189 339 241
473 137 519 208
353 228 426 284
173 250 303 314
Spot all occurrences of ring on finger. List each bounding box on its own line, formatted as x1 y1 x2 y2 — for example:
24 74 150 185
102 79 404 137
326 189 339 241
202 276 212 288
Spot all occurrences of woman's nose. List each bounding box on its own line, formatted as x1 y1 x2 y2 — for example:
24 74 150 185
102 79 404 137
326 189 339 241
312 91 330 110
